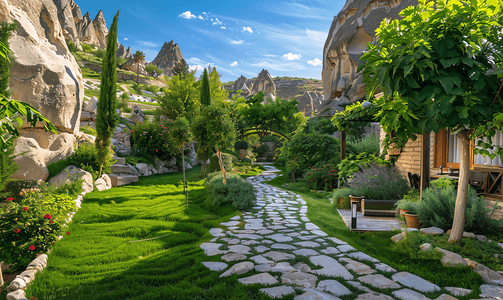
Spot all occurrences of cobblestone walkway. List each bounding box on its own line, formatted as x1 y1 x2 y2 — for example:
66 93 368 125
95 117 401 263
200 165 500 299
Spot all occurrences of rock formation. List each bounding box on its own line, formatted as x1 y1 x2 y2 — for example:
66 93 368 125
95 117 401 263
322 0 418 106
123 56 147 75
251 69 276 101
298 91 324 117
233 75 252 92
54 0 79 44
151 40 184 76
92 10 108 49
76 12 98 46
116 44 131 59
2 0 84 180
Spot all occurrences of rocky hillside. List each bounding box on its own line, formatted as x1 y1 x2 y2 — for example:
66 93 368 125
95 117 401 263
224 75 324 116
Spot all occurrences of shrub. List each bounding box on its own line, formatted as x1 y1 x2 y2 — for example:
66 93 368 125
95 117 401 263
130 121 178 162
234 140 249 151
4 180 38 202
415 186 503 234
208 153 238 173
79 125 97 136
0 143 19 195
349 163 409 199
206 172 255 210
81 43 93 53
303 165 339 191
333 188 352 209
430 177 457 189
281 133 340 181
94 48 106 59
46 158 72 179
66 41 78 53
253 144 269 157
348 134 380 156
337 153 391 185
0 197 63 270
68 143 114 181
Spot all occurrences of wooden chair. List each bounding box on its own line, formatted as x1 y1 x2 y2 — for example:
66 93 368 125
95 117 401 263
469 170 487 194
408 172 421 189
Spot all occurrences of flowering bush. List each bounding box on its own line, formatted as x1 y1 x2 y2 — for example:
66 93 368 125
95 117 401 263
130 121 178 161
303 165 339 191
0 198 63 270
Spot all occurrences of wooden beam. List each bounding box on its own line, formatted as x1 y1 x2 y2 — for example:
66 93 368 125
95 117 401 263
420 132 430 200
341 130 346 161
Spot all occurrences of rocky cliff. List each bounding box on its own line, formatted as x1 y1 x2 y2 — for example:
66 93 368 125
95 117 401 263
322 0 418 113
92 10 108 49
1 0 84 180
151 40 184 76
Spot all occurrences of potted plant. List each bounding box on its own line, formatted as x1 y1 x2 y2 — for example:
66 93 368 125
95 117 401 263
394 199 421 229
383 136 407 156
333 188 353 209
234 140 249 160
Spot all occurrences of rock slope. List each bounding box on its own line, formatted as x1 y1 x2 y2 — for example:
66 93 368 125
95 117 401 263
151 40 184 76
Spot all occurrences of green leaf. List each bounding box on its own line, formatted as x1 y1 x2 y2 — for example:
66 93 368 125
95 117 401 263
439 77 454 94
461 56 474 67
403 64 414 77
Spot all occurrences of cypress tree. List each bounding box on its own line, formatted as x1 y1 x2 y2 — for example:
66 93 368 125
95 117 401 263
200 68 211 106
0 22 17 99
95 11 119 177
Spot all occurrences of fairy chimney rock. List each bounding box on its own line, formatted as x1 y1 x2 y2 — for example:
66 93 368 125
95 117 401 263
151 40 184 76
251 69 276 100
92 10 108 49
323 0 419 105
233 75 252 92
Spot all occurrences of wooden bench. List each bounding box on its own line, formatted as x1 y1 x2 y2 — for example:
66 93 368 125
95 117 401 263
361 199 398 217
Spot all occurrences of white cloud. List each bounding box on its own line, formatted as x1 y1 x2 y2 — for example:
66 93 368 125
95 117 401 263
282 52 302 60
221 26 226 29
124 38 128 41
138 40 158 48
250 60 306 72
179 11 196 19
230 61 238 67
203 12 207 15
189 64 204 73
212 18 223 26
229 39 244 45
187 57 204 65
307 58 322 67
198 15 204 20
263 54 276 57
242 26 253 33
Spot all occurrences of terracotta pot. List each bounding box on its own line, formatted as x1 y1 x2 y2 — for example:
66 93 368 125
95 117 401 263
349 195 364 212
239 149 247 160
404 213 421 229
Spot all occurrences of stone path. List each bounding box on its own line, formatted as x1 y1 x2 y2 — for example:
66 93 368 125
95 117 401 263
200 165 498 299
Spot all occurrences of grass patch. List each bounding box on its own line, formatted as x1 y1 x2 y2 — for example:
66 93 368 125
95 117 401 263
84 88 101 99
81 66 101 79
46 158 72 180
21 167 278 299
265 165 484 297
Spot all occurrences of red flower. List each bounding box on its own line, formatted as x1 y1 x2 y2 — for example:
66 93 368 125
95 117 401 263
29 245 35 251
67 232 70 235
6 198 13 201
13 228 20 233
43 214 52 220
306 186 309 188
308 173 311 175
49 220 54 224
23 207 28 212
303 174 305 176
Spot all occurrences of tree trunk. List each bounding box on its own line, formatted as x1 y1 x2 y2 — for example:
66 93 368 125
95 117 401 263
182 143 187 209
448 130 470 243
137 63 140 84
216 149 227 184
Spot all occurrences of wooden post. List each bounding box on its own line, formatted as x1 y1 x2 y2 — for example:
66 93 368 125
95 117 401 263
420 132 430 201
341 130 346 161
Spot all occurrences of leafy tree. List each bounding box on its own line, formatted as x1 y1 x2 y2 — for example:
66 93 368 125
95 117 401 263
160 72 200 121
95 11 119 177
171 117 191 208
238 92 304 138
200 68 211 106
359 0 503 242
133 50 145 84
173 58 189 78
191 104 236 177
209 67 228 102
144 64 163 78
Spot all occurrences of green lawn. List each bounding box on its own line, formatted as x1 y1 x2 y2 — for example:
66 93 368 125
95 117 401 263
266 165 483 299
22 168 276 300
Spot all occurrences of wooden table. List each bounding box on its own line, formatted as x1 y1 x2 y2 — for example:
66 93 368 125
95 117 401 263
474 166 503 199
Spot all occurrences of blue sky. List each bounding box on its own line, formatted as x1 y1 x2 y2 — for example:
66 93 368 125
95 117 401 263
77 0 345 83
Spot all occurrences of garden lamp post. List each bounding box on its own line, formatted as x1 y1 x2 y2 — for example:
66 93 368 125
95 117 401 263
351 202 357 229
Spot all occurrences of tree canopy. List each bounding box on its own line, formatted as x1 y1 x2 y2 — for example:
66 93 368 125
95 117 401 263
160 72 200 121
359 0 503 242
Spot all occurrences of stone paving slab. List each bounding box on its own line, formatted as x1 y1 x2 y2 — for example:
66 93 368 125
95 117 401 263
238 273 278 285
295 289 341 300
392 272 440 292
202 261 228 271
393 288 431 300
358 274 401 289
310 255 353 280
317 280 352 296
281 271 318 288
260 286 296 298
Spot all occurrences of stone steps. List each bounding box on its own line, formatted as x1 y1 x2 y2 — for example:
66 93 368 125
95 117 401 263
108 157 138 187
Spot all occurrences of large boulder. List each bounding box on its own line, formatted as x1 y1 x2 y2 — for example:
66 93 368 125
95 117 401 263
322 0 419 104
2 0 84 134
12 130 75 181
151 40 183 76
130 105 145 124
251 69 276 101
123 56 147 75
48 165 93 194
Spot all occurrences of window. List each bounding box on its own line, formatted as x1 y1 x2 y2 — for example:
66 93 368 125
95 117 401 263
434 129 503 168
